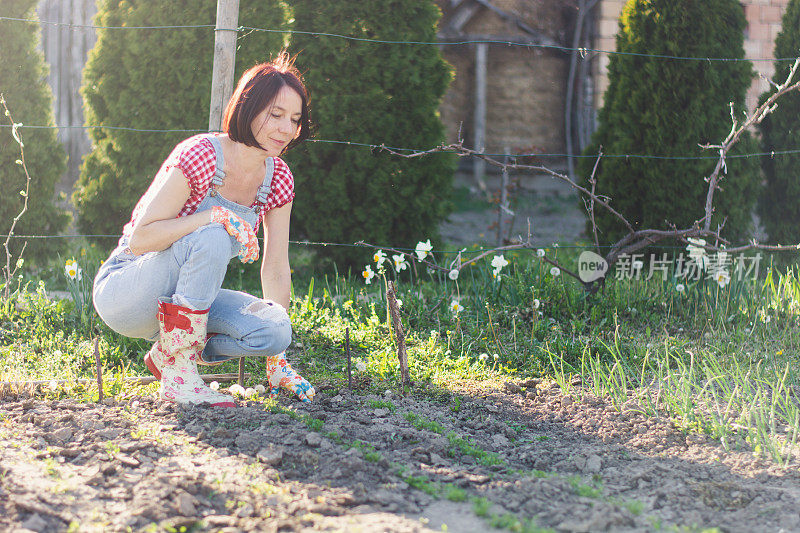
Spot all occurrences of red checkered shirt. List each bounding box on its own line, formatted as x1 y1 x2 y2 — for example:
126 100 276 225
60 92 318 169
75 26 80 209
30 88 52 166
122 134 295 238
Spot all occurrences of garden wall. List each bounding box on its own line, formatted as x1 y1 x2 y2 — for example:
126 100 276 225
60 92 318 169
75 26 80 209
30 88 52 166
436 0 573 157
36 0 96 200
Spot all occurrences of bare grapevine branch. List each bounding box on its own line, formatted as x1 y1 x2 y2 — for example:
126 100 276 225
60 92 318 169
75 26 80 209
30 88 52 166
1 94 32 299
374 57 800 292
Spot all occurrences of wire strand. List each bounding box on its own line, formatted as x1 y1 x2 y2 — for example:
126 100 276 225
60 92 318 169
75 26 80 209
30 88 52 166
2 124 799 161
0 234 720 253
0 16 214 31
1 15 797 63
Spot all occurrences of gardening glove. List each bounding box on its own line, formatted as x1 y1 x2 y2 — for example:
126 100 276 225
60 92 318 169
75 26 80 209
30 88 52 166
266 353 315 402
210 206 259 263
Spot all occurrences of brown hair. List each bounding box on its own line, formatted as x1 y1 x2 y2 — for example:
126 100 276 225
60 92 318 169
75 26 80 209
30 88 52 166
222 52 311 153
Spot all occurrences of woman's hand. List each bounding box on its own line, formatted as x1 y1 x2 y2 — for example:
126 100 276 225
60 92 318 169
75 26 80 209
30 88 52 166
211 206 260 263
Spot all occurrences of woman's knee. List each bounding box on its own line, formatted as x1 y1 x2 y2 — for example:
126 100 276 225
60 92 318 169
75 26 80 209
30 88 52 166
238 302 292 355
176 224 233 264
239 323 291 355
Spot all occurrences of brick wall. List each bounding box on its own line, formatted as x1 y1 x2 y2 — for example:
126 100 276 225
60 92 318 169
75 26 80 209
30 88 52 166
437 0 572 156
593 0 790 112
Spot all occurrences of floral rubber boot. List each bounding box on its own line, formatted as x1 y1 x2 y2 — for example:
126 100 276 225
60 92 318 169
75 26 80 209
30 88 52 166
145 334 224 381
144 342 164 380
266 353 315 402
156 298 235 408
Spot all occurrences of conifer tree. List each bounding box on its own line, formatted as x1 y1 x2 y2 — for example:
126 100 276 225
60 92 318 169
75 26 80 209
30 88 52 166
579 0 760 246
758 0 800 245
0 0 69 261
285 0 455 266
74 0 288 240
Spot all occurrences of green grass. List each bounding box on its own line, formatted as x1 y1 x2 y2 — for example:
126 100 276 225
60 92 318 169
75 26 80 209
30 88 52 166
368 398 397 412
403 412 505 466
2 242 800 464
568 475 602 499
445 486 468 502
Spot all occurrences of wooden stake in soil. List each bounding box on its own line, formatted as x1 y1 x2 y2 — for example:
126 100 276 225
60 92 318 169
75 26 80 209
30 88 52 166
346 326 352 389
386 281 411 393
93 337 103 403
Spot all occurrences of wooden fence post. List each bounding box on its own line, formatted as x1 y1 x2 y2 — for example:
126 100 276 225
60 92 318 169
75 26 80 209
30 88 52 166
208 0 240 132
473 41 488 194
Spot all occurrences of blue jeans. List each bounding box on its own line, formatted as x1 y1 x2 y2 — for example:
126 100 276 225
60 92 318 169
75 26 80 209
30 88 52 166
93 224 292 363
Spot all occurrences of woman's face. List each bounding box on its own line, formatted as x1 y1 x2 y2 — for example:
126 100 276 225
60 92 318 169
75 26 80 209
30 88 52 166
251 85 303 156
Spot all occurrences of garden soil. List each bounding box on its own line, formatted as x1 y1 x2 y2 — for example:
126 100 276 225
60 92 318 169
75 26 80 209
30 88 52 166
1 379 800 532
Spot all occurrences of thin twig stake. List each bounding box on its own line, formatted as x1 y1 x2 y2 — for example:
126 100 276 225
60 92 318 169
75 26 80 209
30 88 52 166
386 281 410 393
346 326 352 389
93 337 103 403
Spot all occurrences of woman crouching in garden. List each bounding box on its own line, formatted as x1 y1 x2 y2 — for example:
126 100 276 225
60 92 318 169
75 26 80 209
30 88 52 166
92 54 315 407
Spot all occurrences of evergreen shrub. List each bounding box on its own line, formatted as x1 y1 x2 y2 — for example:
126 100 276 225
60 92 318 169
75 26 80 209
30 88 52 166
0 0 69 262
74 0 288 242
286 0 456 267
579 0 760 247
758 0 800 245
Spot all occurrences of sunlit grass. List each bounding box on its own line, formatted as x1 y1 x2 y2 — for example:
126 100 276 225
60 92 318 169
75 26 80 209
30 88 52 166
1 242 799 463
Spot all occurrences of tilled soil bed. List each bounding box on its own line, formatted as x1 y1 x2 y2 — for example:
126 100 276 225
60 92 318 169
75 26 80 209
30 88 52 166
1 382 799 532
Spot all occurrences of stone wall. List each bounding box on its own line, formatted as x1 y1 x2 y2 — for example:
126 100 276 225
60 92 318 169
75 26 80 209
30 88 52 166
593 0 791 112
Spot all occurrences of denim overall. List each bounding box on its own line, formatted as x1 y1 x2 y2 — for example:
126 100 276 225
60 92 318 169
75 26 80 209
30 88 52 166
93 134 292 362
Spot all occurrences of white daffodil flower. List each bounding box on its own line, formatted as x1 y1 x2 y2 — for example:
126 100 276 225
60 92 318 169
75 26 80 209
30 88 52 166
362 264 375 284
415 240 433 261
491 254 509 273
392 254 409 272
450 300 464 314
374 250 387 267
715 270 731 288
448 269 459 280
64 259 82 281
